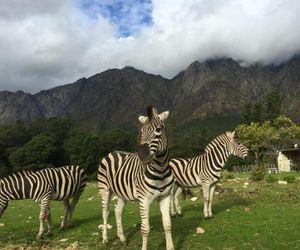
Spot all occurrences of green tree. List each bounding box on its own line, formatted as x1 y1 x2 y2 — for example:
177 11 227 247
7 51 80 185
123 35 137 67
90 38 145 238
237 121 275 163
242 102 263 124
265 89 282 121
0 121 31 148
64 128 101 174
237 115 300 163
270 115 300 153
9 134 57 171
98 129 136 156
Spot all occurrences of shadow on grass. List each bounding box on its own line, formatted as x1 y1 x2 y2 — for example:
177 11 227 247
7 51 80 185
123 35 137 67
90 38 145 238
67 213 101 229
171 196 250 249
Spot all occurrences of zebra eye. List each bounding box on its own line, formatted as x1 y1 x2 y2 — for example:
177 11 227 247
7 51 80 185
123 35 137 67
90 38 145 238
155 127 162 133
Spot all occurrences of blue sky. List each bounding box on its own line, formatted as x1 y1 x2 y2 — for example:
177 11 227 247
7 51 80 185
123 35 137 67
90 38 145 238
80 0 153 37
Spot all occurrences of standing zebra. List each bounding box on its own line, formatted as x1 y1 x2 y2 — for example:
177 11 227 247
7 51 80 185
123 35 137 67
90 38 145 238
98 106 174 250
170 131 248 219
0 165 87 238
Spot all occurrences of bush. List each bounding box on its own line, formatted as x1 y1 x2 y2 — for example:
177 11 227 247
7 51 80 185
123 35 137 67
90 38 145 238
251 164 266 181
265 174 279 183
282 175 296 183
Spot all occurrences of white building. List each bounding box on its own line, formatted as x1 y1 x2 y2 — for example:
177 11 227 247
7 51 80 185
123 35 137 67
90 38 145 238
277 147 300 172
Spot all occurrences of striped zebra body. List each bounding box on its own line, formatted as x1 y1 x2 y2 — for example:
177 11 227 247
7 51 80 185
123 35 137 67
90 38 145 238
170 131 248 219
99 151 173 201
98 107 174 250
0 165 87 238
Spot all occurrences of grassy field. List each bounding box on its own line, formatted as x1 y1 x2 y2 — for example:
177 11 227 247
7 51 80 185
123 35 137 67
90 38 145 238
1 172 300 250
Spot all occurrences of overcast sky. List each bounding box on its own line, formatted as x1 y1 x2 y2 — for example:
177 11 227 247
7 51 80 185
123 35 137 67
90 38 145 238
0 0 300 93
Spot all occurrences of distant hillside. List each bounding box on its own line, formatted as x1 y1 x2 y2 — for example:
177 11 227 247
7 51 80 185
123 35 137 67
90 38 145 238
1 56 300 128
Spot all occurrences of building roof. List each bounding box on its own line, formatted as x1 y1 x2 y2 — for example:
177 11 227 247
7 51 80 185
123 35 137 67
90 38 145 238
280 148 300 153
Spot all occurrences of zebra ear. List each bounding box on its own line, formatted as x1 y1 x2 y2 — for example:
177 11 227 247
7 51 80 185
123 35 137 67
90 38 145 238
226 131 235 141
138 115 148 124
159 111 169 121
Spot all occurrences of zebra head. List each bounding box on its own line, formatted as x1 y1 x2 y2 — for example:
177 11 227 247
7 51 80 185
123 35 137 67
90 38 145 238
137 106 169 164
226 131 249 159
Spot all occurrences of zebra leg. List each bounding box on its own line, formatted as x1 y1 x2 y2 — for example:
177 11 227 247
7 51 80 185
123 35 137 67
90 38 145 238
139 199 151 250
159 195 174 250
202 183 210 219
101 189 111 244
37 199 50 239
174 186 183 216
208 184 217 218
60 199 70 230
46 209 53 236
114 198 127 243
170 185 176 216
68 192 82 226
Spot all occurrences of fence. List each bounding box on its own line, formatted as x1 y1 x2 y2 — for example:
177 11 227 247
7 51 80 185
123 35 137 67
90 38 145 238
232 163 278 173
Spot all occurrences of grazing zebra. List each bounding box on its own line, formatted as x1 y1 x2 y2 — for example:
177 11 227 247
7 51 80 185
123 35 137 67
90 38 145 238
170 131 248 219
98 106 174 250
0 165 87 238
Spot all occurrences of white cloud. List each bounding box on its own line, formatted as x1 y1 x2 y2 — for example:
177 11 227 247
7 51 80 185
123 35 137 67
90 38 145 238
0 0 300 93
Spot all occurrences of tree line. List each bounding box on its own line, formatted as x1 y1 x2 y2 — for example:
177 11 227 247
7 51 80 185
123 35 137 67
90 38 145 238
1 89 299 177
0 117 221 178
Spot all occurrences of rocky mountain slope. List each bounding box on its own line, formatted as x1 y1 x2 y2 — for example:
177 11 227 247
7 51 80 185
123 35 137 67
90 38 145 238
1 56 299 128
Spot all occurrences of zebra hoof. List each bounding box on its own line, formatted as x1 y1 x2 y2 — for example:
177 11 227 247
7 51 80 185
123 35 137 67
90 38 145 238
121 239 128 246
177 213 183 217
102 239 109 245
46 231 53 237
36 234 43 240
204 217 210 220
60 224 68 230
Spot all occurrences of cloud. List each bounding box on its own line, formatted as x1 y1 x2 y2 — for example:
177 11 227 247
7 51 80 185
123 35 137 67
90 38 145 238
0 0 300 93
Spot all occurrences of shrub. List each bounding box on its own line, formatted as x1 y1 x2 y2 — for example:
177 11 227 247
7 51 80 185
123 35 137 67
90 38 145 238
282 175 296 183
265 174 279 183
251 164 266 181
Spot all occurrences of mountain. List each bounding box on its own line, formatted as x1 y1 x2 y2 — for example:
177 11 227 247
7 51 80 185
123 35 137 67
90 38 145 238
1 56 300 128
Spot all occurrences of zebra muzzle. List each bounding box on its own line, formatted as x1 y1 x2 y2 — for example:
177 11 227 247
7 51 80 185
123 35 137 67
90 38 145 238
138 144 150 163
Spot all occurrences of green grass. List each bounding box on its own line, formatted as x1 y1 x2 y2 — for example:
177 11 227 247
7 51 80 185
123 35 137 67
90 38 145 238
1 174 300 249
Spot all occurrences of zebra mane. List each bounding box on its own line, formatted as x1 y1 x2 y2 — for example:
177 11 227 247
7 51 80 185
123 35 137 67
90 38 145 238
1 170 35 180
147 106 154 119
204 132 229 153
147 106 159 120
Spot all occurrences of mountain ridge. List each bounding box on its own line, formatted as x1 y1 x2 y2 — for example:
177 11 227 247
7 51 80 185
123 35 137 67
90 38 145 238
1 56 299 128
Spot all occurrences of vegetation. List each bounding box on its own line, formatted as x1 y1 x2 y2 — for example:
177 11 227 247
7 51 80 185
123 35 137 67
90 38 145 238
237 116 300 163
0 173 300 249
0 118 136 177
250 165 266 181
0 116 244 178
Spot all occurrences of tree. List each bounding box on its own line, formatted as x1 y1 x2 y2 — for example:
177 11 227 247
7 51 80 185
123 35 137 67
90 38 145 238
265 89 282 122
9 134 57 171
237 115 300 164
64 128 102 174
98 129 136 156
237 121 275 163
242 102 263 124
271 115 300 151
0 121 31 148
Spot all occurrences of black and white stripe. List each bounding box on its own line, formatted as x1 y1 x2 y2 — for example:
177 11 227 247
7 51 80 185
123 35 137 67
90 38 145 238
0 165 87 238
98 106 174 250
170 131 248 219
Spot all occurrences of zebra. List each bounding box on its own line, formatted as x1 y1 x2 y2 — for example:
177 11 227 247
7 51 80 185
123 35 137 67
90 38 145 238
170 131 249 219
98 106 174 250
0 165 87 238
